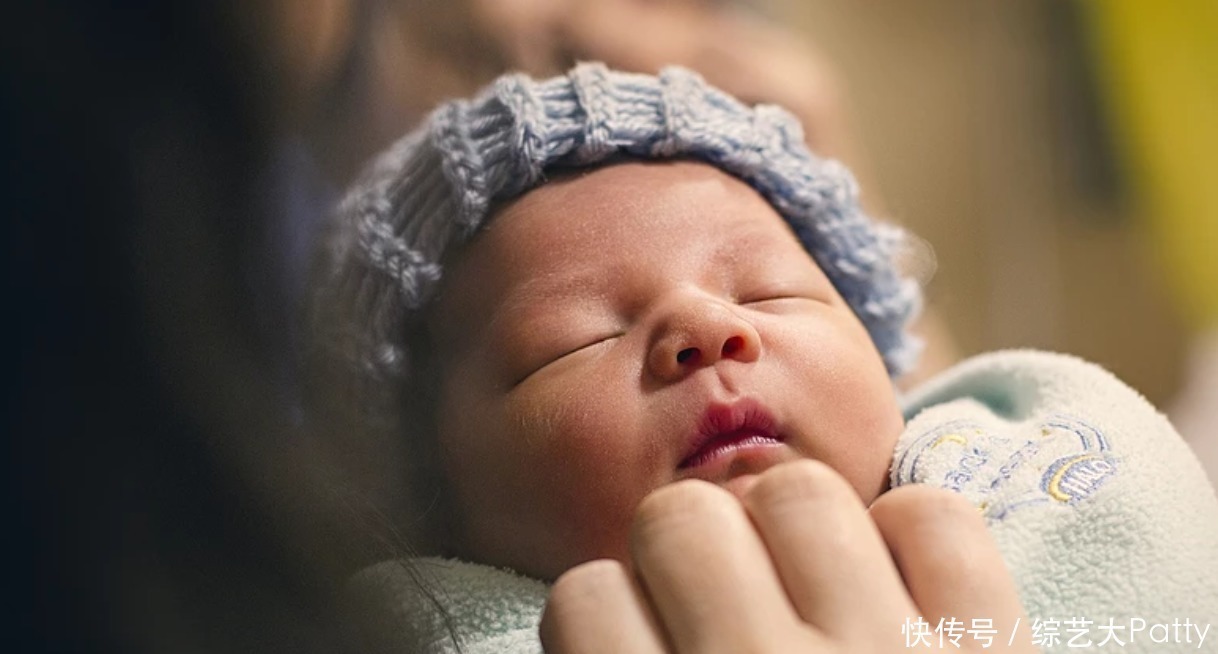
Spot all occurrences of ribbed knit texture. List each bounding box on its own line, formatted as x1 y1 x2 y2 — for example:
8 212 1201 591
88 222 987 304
322 63 922 383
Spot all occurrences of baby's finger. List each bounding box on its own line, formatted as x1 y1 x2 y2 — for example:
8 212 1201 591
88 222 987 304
540 559 669 654
740 460 916 640
629 480 820 654
870 485 1034 650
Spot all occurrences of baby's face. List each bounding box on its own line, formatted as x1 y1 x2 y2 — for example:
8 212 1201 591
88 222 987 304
429 161 904 580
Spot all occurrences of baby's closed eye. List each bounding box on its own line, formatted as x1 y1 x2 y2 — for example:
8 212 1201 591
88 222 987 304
547 332 622 364
504 321 623 387
736 280 831 311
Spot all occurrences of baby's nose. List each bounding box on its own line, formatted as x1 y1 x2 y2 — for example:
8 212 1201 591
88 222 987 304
647 298 761 382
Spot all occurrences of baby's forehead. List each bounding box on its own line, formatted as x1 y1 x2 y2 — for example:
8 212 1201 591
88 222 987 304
481 174 813 307
496 158 678 219
487 159 799 247
438 160 821 308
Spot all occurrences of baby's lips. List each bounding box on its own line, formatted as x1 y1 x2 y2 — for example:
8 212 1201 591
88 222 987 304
681 397 780 465
673 435 792 486
678 431 784 469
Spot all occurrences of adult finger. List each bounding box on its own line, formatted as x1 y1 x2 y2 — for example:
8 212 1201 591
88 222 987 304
870 485 1035 650
629 479 821 654
540 559 669 654
740 460 916 641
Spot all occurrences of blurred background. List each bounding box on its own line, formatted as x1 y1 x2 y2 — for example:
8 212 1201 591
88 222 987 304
8 0 1215 651
778 0 1215 401
767 0 1218 468
253 0 1216 468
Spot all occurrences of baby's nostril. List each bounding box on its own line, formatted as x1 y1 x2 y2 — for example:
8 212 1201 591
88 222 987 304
722 336 744 357
676 347 699 364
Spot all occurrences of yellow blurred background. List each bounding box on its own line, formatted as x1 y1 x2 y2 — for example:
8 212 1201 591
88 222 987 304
768 0 1215 403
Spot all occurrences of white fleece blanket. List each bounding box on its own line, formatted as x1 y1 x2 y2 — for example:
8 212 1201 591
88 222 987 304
349 350 1218 653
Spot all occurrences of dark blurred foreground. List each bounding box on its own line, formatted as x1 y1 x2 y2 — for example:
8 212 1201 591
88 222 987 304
5 2 365 651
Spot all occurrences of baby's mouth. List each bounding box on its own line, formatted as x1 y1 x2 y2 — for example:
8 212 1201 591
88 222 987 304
678 399 785 470
678 430 785 469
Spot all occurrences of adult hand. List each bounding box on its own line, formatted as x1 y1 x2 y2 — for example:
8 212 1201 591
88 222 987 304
540 460 1035 653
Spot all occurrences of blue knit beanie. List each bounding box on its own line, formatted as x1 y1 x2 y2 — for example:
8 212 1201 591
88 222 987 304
319 63 922 386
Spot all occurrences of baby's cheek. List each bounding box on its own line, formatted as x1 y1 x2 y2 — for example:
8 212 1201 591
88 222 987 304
829 400 904 503
776 322 903 502
502 387 662 574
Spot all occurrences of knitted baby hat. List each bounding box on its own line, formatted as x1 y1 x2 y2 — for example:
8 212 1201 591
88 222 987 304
319 62 922 385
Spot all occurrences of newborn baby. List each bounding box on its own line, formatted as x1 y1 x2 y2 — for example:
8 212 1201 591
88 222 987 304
310 64 1218 653
430 159 904 580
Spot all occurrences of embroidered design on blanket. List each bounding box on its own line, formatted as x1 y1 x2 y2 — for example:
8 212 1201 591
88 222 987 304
893 414 1119 522
1037 416 1118 503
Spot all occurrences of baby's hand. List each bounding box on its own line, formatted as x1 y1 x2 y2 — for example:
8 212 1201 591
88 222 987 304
540 460 1035 653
